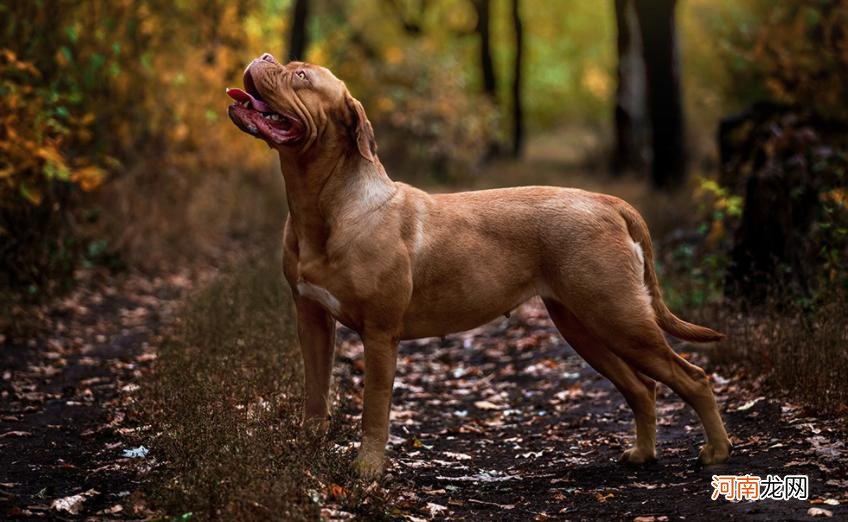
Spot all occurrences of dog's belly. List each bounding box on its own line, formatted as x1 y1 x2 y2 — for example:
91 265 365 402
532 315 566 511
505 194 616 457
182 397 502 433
397 190 559 339
399 267 538 340
400 289 536 339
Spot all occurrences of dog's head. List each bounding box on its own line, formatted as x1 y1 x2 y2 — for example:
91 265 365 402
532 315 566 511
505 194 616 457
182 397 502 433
227 53 376 163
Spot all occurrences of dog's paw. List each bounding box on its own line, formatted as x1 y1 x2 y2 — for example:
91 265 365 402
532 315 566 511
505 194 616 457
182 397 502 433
619 447 657 465
699 442 731 465
353 452 385 482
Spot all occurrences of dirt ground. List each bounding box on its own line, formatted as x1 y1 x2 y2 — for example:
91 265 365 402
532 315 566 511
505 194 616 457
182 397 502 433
0 272 190 519
329 300 848 521
1 272 847 520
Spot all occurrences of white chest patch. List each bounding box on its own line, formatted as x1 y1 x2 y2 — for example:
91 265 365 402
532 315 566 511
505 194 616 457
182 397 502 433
359 178 395 207
297 281 342 317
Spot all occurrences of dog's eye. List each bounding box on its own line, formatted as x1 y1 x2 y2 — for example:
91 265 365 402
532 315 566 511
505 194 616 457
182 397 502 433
295 70 307 81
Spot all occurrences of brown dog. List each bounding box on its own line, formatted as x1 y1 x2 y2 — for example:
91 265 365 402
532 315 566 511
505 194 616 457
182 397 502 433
227 53 731 480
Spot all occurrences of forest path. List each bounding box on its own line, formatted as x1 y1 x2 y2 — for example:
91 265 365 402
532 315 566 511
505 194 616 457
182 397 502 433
1 273 846 520
0 272 190 519
333 299 848 520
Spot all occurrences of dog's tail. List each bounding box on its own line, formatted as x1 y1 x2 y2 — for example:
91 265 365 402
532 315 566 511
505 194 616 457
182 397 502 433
617 202 725 343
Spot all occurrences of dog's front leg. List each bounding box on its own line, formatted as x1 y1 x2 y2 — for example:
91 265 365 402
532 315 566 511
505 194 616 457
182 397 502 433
354 332 399 480
295 297 336 432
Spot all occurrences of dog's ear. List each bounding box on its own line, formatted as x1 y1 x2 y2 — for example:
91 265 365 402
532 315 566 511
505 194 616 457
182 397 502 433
344 92 377 163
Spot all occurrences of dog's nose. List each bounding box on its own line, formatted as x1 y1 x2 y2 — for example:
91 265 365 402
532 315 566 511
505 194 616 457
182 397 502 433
260 53 276 63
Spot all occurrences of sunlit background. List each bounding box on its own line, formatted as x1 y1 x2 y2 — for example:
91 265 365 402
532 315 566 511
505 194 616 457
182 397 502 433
1 0 846 333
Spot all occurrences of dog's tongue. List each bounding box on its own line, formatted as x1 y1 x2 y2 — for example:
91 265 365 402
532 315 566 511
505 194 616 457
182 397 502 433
226 87 271 112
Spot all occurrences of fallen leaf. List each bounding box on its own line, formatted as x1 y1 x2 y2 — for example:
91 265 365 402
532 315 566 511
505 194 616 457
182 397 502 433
326 483 346 500
807 507 833 517
516 450 544 459
98 504 123 515
50 489 98 515
631 482 659 489
594 492 615 503
436 470 519 482
121 445 149 458
811 498 840 506
467 498 515 510
443 451 472 460
0 431 32 438
735 397 765 411
121 383 140 393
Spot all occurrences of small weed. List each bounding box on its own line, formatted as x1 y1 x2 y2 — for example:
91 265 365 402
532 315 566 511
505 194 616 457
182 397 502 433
715 289 848 418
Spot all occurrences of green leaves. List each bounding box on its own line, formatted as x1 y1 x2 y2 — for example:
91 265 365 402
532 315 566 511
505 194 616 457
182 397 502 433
64 25 79 43
59 45 73 65
43 159 70 181
19 181 43 205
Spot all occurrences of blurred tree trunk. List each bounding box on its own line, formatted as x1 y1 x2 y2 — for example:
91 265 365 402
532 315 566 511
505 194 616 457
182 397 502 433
473 0 500 157
633 0 685 188
612 0 647 176
721 107 830 304
473 0 497 100
288 0 309 61
203 0 222 65
385 0 425 36
511 0 524 157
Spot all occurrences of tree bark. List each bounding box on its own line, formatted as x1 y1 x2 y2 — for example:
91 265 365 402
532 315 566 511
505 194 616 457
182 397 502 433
612 0 647 175
633 0 685 188
511 0 524 157
288 0 310 61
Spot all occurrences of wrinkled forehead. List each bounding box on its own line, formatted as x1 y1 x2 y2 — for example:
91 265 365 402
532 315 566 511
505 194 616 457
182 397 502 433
285 61 346 96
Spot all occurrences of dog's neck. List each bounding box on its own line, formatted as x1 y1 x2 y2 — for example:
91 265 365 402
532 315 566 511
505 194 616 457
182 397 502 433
279 151 396 251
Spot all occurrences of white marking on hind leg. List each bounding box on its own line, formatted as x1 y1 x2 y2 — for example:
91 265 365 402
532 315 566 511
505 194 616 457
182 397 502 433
629 240 645 272
411 200 427 257
629 240 652 307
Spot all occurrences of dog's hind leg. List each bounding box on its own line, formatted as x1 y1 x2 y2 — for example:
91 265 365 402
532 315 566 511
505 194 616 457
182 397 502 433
544 298 658 463
566 288 731 465
545 226 730 464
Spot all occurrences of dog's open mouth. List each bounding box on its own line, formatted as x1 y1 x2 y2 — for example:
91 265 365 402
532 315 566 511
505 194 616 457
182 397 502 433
226 66 304 145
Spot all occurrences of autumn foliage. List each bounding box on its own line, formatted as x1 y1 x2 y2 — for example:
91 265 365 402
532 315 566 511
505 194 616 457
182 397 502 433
723 0 848 120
